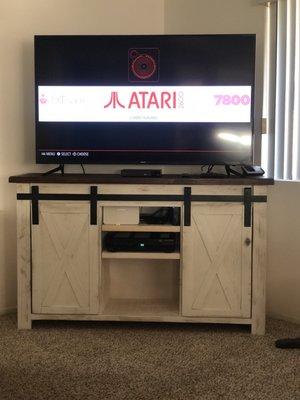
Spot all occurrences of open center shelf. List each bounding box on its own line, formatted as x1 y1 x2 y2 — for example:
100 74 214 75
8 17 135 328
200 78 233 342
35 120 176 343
102 298 179 317
101 258 180 318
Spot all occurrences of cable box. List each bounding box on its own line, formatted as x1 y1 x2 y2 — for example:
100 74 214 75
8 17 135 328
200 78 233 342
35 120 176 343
121 169 162 177
104 232 179 253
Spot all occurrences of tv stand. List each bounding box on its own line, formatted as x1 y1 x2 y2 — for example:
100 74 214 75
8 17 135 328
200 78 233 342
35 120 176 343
42 164 65 176
9 173 274 334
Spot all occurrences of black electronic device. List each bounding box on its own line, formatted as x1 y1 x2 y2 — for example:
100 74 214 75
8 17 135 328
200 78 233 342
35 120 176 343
140 207 180 225
35 34 255 166
121 169 162 177
241 165 265 176
275 338 300 349
104 232 179 253
225 164 265 177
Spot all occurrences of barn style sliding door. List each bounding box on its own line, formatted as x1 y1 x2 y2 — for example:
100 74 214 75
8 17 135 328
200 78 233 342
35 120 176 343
32 202 99 314
182 203 252 318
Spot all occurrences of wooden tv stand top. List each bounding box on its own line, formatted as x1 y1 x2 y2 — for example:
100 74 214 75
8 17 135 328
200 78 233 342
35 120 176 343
9 173 274 185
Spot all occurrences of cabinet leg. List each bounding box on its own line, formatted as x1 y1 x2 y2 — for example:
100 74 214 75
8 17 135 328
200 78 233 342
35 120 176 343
18 315 32 330
251 318 265 335
17 283 32 329
17 188 32 331
251 200 267 336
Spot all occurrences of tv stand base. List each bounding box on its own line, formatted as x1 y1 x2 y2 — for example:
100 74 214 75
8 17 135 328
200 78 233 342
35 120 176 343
43 164 65 176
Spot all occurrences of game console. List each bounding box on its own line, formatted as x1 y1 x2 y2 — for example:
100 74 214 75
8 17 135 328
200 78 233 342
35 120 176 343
104 232 179 253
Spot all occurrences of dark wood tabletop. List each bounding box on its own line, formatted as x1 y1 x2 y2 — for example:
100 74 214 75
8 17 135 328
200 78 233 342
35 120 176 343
9 173 274 185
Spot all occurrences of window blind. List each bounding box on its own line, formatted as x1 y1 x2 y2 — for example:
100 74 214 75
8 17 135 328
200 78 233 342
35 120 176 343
264 0 300 180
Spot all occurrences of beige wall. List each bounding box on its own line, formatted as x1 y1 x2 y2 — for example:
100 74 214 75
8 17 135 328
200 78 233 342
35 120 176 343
0 0 164 313
267 182 300 324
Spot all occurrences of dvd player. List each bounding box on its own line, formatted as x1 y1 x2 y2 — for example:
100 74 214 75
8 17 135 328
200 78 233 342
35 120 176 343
104 232 179 253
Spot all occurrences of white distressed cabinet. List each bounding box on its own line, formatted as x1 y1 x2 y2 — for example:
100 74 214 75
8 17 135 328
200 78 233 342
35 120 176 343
10 174 272 334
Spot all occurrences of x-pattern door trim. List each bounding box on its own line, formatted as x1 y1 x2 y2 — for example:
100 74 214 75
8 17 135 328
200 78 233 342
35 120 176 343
40 209 89 309
191 213 241 313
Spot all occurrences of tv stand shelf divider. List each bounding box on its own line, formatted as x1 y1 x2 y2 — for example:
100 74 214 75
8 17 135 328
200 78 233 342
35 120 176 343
102 224 181 232
9 173 274 334
101 251 181 260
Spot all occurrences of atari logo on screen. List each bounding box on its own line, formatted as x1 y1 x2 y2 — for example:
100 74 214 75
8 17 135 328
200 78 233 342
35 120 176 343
103 90 178 110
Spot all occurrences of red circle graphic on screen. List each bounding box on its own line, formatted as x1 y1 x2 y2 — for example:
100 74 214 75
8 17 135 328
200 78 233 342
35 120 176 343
131 54 156 80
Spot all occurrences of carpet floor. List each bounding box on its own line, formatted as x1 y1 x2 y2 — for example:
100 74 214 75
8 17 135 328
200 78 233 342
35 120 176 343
0 315 299 400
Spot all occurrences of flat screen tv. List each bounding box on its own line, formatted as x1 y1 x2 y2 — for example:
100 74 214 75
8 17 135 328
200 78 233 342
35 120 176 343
35 34 255 165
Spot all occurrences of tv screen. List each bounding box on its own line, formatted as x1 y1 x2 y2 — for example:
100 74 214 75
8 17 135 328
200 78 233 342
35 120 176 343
35 34 255 165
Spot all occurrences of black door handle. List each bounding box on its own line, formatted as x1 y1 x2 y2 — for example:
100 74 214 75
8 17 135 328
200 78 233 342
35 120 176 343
245 238 251 246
